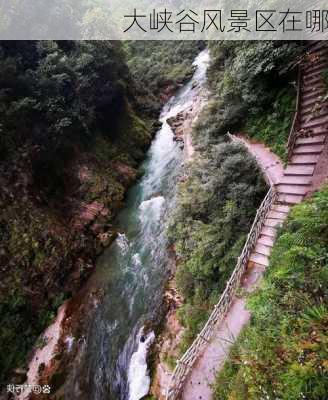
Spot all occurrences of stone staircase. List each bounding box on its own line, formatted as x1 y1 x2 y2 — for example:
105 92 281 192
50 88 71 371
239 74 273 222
168 42 328 400
249 41 328 270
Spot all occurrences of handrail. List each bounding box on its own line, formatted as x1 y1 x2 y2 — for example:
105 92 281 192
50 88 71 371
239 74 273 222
287 64 302 160
166 186 278 400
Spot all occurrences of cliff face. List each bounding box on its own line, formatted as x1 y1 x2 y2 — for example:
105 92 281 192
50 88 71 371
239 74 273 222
0 40 155 386
0 40 206 389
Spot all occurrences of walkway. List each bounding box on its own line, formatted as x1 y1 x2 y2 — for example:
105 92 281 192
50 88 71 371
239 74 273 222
178 41 328 400
232 136 284 185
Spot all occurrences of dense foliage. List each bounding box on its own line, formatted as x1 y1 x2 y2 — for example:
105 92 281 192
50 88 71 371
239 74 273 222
168 119 267 352
124 41 205 107
0 40 154 386
166 41 303 356
0 41 152 173
214 186 328 400
205 41 302 160
0 39 204 387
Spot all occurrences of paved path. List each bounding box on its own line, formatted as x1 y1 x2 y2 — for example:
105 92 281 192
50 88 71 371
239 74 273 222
180 41 328 400
232 135 284 185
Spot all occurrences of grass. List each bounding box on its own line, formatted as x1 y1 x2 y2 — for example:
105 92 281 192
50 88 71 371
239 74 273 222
213 186 328 400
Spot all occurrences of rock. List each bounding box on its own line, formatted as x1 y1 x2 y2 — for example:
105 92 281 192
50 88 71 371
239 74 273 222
167 111 189 142
159 82 178 103
90 223 104 235
151 278 185 399
98 231 116 247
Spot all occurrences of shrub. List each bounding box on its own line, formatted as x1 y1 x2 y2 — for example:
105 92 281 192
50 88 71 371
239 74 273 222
214 186 328 400
168 125 267 349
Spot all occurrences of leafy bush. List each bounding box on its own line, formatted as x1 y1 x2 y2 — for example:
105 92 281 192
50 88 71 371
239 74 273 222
214 186 328 400
168 123 267 351
0 39 204 386
167 40 304 363
204 41 302 155
124 41 205 107
245 88 295 161
0 40 154 385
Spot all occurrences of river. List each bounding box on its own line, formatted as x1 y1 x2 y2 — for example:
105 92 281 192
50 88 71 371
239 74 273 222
66 49 210 400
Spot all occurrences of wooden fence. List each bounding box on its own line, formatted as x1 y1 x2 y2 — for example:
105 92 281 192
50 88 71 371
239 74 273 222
166 186 278 400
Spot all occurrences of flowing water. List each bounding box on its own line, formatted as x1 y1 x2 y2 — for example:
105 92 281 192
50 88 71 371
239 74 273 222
68 49 210 400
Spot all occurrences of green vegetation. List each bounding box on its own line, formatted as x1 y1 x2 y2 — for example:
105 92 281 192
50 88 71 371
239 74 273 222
0 40 204 386
245 88 295 161
0 40 155 385
168 122 267 352
0 41 152 166
204 41 302 160
124 41 205 107
167 42 304 358
214 186 328 400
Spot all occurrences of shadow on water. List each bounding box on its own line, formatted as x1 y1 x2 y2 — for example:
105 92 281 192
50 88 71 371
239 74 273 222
66 50 210 400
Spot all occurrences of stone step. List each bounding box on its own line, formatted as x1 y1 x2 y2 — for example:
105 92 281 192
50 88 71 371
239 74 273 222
304 61 328 75
302 85 325 98
303 76 326 86
265 218 284 228
255 243 272 257
306 48 328 62
310 50 328 61
301 110 328 124
261 226 277 238
267 210 289 220
249 252 269 267
284 165 315 176
302 104 328 117
258 235 275 247
302 117 328 130
279 175 312 185
302 84 326 96
293 144 324 154
291 154 320 165
278 193 303 205
277 184 308 196
306 42 328 54
303 74 324 86
301 95 326 109
271 204 290 213
296 135 326 145
304 126 328 137
301 95 326 110
303 68 326 80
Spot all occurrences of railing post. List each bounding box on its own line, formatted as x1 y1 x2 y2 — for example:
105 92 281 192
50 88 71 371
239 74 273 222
165 186 277 400
287 63 302 160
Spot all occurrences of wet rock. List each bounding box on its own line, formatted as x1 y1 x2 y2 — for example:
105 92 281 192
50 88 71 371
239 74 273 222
98 231 116 247
167 111 188 145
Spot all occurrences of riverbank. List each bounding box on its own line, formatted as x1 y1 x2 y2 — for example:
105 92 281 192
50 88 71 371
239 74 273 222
8 49 211 400
150 59 210 400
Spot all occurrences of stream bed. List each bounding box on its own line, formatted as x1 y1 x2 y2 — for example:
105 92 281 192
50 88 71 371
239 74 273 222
67 49 210 400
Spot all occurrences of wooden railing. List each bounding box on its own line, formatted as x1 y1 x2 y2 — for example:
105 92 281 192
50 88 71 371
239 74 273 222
166 186 278 400
287 64 302 160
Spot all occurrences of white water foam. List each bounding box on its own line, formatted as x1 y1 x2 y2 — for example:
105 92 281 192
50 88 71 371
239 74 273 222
116 233 130 255
128 330 155 400
139 196 165 225
132 253 142 268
